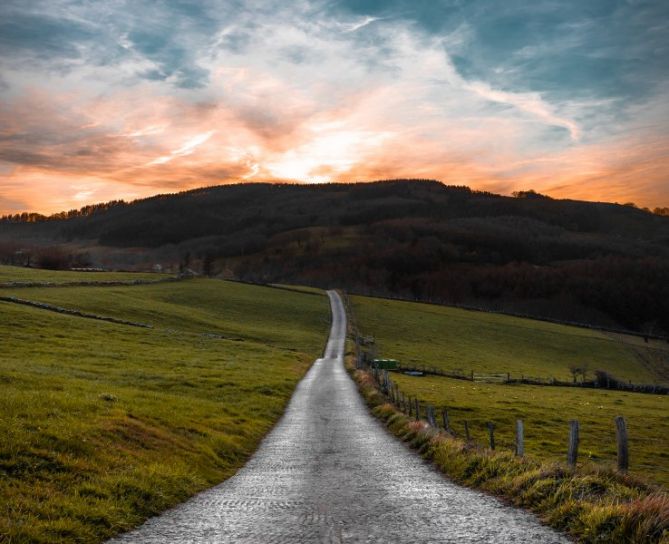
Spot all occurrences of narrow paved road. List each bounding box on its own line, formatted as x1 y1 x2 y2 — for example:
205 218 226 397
109 291 569 543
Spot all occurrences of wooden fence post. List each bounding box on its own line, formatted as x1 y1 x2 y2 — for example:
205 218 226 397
515 419 524 457
355 334 362 369
464 421 470 442
567 420 579 467
487 422 495 450
408 396 413 417
414 398 420 421
442 410 450 433
427 405 436 427
615 416 629 473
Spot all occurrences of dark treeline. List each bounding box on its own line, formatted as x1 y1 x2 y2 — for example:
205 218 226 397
1 180 668 333
0 200 128 223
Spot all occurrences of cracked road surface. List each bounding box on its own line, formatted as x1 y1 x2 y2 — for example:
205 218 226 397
108 290 569 543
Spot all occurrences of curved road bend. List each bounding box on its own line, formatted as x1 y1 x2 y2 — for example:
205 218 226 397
109 290 569 544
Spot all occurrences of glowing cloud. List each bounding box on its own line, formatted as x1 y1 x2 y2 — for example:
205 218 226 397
0 0 667 214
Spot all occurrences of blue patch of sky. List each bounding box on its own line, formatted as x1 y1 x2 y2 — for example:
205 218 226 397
335 0 668 102
1 0 666 100
0 12 96 60
0 0 219 89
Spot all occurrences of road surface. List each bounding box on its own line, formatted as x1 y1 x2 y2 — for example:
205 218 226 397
109 290 569 543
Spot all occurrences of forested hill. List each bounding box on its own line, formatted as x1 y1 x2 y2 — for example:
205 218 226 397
2 180 669 333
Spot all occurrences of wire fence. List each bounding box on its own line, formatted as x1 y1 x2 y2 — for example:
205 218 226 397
385 361 669 395
343 296 651 473
360 353 636 472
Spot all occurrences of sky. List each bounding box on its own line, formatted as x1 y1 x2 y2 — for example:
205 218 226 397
0 0 667 214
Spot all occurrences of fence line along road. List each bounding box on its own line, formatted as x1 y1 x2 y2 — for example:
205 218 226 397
364 360 633 474
372 360 669 396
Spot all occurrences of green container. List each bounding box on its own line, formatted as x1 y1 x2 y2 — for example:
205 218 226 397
372 358 399 370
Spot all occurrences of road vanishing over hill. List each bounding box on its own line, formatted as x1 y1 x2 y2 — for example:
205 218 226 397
108 291 569 543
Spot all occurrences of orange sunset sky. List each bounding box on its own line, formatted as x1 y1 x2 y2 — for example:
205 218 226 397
0 0 667 214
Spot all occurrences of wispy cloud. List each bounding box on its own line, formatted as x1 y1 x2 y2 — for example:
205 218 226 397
147 131 216 165
341 16 383 33
465 81 581 141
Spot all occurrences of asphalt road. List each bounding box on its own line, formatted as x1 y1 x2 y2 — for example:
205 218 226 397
108 290 569 543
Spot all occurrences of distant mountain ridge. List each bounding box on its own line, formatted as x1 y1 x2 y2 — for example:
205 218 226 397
2 180 668 333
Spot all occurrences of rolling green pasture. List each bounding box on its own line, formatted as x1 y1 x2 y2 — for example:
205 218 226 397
391 374 669 487
0 277 328 543
1 280 326 348
352 295 669 487
0 264 168 285
352 295 669 384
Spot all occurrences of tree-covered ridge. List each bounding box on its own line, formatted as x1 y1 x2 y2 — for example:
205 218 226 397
1 200 128 223
1 180 668 334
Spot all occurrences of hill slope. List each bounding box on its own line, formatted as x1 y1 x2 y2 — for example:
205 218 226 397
351 293 669 487
0 269 328 542
2 180 669 333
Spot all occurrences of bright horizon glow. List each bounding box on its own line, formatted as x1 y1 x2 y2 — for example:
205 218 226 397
0 1 667 214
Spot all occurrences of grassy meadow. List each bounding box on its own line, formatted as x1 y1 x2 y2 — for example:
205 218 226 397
352 295 669 488
390 375 669 487
352 295 669 384
0 269 328 543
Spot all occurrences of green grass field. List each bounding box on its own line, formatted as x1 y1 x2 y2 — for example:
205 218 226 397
352 295 669 487
0 270 328 543
352 295 669 384
0 265 169 285
1 280 326 347
390 374 669 486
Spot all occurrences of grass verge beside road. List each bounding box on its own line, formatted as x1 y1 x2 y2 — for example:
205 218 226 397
351 294 669 487
0 276 328 543
348 363 669 544
390 374 669 487
348 293 669 541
